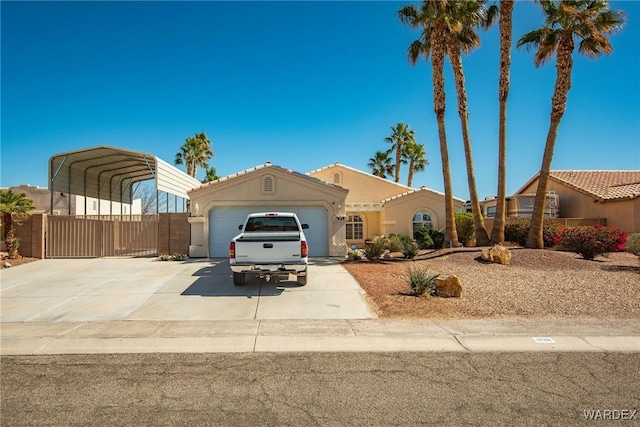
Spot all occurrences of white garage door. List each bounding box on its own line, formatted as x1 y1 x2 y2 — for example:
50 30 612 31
209 206 329 257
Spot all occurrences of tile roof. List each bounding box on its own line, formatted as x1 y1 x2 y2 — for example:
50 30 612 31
549 170 640 201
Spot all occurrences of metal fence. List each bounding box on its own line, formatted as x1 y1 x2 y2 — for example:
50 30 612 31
46 215 159 258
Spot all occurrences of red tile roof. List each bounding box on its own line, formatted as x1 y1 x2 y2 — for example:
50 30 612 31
549 171 640 201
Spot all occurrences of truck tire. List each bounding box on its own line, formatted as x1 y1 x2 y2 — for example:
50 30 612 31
296 273 307 286
233 272 245 286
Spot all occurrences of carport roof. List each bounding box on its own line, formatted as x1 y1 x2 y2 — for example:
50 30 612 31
49 145 201 204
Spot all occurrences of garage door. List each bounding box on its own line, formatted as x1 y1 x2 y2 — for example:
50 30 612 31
208 206 329 257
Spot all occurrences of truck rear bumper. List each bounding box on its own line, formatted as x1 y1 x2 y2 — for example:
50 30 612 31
230 263 307 274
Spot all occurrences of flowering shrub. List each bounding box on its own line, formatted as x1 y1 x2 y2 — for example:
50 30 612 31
561 225 627 260
543 222 567 248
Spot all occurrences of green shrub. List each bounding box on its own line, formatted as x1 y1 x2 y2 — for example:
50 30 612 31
405 265 439 296
626 233 640 257
504 219 530 246
348 247 362 261
455 212 475 247
561 225 627 260
159 254 172 261
414 227 447 249
402 240 419 259
172 253 187 261
427 229 445 249
362 237 386 262
414 226 434 249
386 234 409 253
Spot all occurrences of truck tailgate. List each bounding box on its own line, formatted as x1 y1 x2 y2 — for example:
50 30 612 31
234 232 303 263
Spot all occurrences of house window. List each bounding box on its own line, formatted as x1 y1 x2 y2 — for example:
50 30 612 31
333 173 341 184
262 175 275 194
412 211 434 234
92 200 97 211
346 214 363 240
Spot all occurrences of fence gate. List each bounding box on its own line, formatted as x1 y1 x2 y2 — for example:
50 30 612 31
46 215 159 258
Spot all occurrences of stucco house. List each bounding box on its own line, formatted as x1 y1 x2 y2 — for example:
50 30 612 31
515 170 640 234
187 162 464 258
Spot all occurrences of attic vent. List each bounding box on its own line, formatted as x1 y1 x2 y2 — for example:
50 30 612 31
262 175 275 195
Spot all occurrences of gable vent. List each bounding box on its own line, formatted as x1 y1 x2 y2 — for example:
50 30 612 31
262 175 275 194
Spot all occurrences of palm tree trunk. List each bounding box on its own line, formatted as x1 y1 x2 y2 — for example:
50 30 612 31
3 212 16 258
407 163 415 187
447 36 490 246
491 0 514 244
395 145 401 183
431 25 458 247
526 34 573 249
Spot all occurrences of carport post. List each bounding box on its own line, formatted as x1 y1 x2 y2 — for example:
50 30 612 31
49 155 67 214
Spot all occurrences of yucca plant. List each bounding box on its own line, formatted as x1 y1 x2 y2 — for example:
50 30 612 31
405 265 439 296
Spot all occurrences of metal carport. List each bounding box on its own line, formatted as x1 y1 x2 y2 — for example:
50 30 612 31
48 145 201 214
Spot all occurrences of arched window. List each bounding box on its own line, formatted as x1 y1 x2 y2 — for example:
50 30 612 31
346 214 363 240
333 172 341 184
412 211 434 234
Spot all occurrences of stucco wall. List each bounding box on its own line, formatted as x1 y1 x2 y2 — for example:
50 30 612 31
310 164 413 203
383 192 450 237
521 179 639 233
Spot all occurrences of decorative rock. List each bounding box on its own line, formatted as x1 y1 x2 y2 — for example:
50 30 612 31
435 275 462 298
2 261 12 268
481 244 512 265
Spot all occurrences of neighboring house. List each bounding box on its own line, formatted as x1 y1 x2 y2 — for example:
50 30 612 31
308 163 464 248
187 162 464 258
2 184 141 215
514 170 640 234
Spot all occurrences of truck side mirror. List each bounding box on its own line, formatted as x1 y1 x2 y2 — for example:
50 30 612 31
238 225 243 230
302 224 309 229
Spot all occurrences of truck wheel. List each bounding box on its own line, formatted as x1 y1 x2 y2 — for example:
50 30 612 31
296 273 307 286
233 272 245 286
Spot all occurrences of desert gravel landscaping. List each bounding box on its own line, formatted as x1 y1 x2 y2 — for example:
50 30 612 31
342 248 640 319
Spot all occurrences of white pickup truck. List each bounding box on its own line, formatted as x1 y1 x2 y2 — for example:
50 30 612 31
229 212 309 286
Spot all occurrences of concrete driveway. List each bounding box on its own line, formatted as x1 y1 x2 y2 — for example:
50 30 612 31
0 257 377 322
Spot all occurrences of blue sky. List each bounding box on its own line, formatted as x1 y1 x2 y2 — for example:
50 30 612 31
2 1 639 201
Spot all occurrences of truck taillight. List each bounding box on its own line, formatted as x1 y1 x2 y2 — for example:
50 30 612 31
229 242 236 259
301 241 308 258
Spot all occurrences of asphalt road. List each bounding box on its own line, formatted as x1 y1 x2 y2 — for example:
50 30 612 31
2 352 638 426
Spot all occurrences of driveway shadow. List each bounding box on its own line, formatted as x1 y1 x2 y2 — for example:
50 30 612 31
180 259 293 297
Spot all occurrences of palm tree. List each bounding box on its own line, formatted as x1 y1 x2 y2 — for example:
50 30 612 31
0 189 35 259
367 150 395 179
202 166 220 183
518 0 625 248
399 1 459 247
384 122 415 183
490 0 513 244
403 141 429 187
175 131 214 179
444 0 491 246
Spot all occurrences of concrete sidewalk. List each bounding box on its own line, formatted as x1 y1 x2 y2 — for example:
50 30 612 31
2 318 639 355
